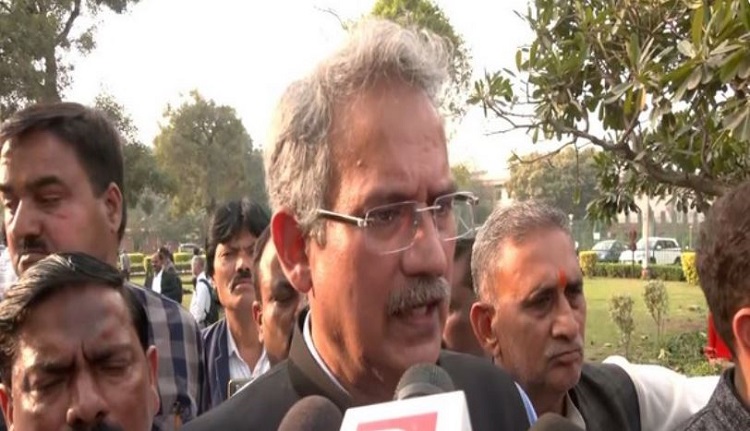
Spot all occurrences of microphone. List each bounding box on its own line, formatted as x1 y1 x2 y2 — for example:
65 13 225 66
340 363 472 431
394 363 455 400
278 395 343 431
528 413 585 431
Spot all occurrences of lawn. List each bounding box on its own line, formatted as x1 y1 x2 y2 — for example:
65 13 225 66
583 277 708 364
130 275 712 371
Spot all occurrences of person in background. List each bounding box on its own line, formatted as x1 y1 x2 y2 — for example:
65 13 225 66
189 255 213 328
251 226 306 366
149 247 183 305
680 179 750 430
0 102 204 429
443 236 485 357
200 198 270 410
0 252 159 431
120 248 132 280
191 246 201 289
470 200 718 430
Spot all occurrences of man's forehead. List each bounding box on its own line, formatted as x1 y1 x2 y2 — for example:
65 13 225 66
220 229 257 248
493 236 580 296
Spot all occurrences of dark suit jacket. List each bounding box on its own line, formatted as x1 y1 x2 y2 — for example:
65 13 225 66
149 266 183 304
200 319 231 411
185 312 531 431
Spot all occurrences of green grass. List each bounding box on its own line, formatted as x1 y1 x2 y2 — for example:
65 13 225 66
130 274 710 368
583 277 708 362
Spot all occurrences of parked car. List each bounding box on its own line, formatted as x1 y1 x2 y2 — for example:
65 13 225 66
618 237 683 265
179 242 202 254
591 240 627 263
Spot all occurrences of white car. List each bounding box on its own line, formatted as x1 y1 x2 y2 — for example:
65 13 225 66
618 237 683 265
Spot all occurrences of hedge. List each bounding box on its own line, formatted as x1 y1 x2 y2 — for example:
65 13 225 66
591 263 685 281
140 256 192 274
681 252 699 285
127 253 145 266
173 252 193 265
579 251 597 277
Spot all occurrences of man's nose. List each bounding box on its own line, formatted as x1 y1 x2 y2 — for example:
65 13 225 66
66 371 109 428
551 295 582 340
7 200 42 241
402 210 448 278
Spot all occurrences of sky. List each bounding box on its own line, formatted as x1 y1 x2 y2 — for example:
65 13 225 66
67 0 539 180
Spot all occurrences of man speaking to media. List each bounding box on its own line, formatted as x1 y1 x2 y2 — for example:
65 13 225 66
184 18 535 431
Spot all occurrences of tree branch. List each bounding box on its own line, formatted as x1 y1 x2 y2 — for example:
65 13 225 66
56 0 81 46
510 141 577 165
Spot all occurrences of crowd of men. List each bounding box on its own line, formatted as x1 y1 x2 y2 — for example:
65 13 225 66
0 17 747 431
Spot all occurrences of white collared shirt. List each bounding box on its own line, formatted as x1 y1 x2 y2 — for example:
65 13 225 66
303 311 350 394
189 272 211 325
152 269 163 294
227 329 270 381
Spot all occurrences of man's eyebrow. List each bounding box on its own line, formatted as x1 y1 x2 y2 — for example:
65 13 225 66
26 359 74 376
85 343 135 362
0 176 65 195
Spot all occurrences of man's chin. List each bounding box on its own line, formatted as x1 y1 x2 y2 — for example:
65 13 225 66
17 253 48 273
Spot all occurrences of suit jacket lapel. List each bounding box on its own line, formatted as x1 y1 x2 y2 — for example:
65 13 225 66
214 321 230 404
287 310 352 411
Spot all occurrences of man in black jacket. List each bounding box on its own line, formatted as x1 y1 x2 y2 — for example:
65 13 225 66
184 18 535 431
149 248 183 305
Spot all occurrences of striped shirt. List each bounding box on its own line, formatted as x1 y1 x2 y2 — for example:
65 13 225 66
127 282 205 430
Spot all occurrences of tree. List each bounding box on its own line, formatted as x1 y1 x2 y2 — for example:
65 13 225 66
0 0 140 118
471 0 750 222
507 147 599 220
94 93 170 209
153 91 267 218
451 164 495 224
371 0 472 120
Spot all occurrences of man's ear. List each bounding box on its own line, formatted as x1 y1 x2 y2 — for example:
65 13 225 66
252 300 264 343
470 301 499 358
145 346 160 415
271 210 312 294
732 307 750 359
102 182 123 236
0 382 13 428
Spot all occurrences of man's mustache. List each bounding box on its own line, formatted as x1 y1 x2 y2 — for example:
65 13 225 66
67 421 125 431
18 236 49 255
386 276 450 316
229 269 254 291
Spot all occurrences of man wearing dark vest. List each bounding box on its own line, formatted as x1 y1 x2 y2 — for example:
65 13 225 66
184 18 535 431
470 200 718 431
680 180 750 430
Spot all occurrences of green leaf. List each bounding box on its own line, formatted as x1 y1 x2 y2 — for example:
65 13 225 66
719 51 745 84
686 67 703 91
516 50 523 71
677 40 697 59
691 5 704 47
604 82 633 104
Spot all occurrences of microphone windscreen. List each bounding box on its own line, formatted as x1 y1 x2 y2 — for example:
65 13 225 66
278 395 343 431
394 363 455 400
528 413 585 431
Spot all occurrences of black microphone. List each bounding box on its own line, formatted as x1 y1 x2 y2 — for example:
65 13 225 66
528 413 585 431
393 363 455 400
278 395 343 431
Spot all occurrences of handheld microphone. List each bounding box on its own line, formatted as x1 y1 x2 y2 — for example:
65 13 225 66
340 363 472 431
394 363 455 400
278 395 343 431
527 413 585 431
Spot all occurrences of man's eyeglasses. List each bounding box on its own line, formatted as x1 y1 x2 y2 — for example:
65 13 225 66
315 191 478 255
